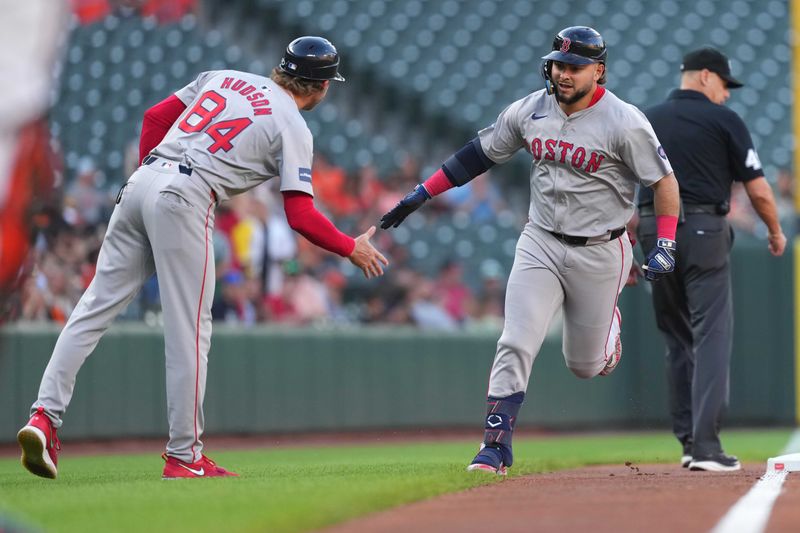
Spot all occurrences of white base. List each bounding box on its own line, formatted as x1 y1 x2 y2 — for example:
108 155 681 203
766 452 800 473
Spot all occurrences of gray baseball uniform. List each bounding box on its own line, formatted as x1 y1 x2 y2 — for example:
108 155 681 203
479 87 672 396
32 70 315 462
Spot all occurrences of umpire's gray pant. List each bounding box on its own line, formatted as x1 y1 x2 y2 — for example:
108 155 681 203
638 213 734 458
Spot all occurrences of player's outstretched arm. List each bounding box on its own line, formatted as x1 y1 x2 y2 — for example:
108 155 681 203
348 226 389 279
380 138 496 229
642 172 680 281
380 184 431 229
283 191 388 279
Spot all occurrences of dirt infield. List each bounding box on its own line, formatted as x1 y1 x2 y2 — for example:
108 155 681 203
323 463 800 533
3 432 798 532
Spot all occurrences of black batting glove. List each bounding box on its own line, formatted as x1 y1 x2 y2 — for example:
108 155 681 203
642 238 677 281
379 184 431 229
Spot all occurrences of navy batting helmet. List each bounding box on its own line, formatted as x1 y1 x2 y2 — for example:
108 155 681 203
541 26 607 94
542 26 607 65
279 36 345 82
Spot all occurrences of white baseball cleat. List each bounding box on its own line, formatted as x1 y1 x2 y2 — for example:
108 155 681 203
466 463 508 475
599 307 622 376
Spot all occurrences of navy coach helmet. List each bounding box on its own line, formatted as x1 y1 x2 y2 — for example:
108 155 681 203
541 26 607 94
279 36 346 82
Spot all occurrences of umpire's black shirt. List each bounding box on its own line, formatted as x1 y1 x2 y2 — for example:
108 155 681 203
638 89 762 207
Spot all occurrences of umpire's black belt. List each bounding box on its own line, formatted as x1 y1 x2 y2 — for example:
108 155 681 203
638 203 721 217
548 227 626 246
142 155 193 176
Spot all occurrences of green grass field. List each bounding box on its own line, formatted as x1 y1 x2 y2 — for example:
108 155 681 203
0 429 792 533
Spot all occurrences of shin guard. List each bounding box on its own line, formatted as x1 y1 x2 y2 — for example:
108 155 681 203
480 392 524 467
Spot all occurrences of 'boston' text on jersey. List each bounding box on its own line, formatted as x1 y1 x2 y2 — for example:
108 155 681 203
219 77 272 115
530 137 605 173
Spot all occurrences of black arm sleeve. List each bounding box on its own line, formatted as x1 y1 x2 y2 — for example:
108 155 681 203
441 137 496 187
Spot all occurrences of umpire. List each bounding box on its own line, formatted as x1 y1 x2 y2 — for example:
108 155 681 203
637 46 786 472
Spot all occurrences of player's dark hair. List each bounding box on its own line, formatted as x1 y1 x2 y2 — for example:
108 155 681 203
270 68 326 97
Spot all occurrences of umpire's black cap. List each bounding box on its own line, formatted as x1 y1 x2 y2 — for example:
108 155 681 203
680 47 743 88
279 36 345 82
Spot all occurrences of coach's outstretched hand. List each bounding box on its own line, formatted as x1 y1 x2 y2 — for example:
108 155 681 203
380 184 431 229
642 238 677 281
349 226 389 279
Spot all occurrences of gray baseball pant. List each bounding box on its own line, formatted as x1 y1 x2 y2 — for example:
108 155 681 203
33 162 217 462
488 223 631 397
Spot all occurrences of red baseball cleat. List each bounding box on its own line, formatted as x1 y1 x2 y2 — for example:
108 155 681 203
17 407 60 479
162 453 238 479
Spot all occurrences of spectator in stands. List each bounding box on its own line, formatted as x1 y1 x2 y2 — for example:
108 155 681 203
320 267 351 324
212 269 257 325
35 253 81 323
407 274 457 331
468 261 506 331
434 259 473 324
353 164 390 215
442 170 506 223
229 193 268 279
311 153 359 217
64 157 110 230
277 259 330 324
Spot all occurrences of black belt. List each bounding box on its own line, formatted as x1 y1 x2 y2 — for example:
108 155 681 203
142 155 193 176
548 227 626 246
638 203 722 217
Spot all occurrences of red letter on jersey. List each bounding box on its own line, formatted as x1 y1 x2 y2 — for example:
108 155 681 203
571 147 586 169
531 138 542 160
557 141 574 163
544 139 557 161
585 152 605 173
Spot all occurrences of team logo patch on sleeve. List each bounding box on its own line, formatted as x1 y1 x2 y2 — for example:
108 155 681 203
299 167 312 183
657 145 667 160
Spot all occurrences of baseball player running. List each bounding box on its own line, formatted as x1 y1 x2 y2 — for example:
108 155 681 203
381 26 680 475
17 36 388 479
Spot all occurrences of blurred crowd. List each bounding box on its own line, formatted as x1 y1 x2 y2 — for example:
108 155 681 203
9 141 794 330
6 2 791 330
6 143 514 330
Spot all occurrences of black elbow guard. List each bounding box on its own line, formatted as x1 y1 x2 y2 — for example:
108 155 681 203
441 137 496 186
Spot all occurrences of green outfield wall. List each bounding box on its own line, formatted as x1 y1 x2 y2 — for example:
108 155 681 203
0 239 793 443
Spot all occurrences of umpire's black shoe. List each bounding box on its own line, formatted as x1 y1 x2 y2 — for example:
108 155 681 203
689 453 741 472
681 442 692 468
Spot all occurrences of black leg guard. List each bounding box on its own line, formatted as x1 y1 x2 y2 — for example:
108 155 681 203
473 392 525 468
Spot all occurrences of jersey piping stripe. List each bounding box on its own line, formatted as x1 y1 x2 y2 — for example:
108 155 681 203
191 192 215 461
603 236 626 360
